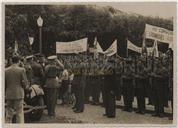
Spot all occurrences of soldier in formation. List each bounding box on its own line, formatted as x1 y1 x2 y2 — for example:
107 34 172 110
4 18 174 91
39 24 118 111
121 58 135 112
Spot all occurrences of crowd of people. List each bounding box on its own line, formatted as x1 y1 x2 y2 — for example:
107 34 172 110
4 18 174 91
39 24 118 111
5 48 173 123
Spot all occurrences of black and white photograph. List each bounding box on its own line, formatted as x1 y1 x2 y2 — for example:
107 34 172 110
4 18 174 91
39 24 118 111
2 1 177 127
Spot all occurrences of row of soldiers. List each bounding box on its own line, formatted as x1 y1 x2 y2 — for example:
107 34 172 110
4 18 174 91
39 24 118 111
60 51 173 118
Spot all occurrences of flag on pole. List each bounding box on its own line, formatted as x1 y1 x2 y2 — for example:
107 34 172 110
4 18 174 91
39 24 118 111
14 40 18 53
141 32 147 55
94 37 99 59
152 40 159 57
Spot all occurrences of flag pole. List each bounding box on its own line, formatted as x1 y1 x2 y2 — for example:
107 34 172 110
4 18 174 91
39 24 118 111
126 39 128 58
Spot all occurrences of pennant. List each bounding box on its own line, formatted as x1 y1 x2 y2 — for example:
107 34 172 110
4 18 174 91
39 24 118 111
152 40 159 57
14 40 18 53
104 40 117 56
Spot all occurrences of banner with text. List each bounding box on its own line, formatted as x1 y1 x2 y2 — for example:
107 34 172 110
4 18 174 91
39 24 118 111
56 38 87 54
145 24 173 44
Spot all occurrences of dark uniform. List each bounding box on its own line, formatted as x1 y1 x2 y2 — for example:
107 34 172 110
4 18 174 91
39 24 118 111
122 59 135 112
135 59 149 114
100 60 106 107
31 60 44 86
151 58 169 118
72 62 81 110
168 56 173 120
73 60 87 113
103 60 116 118
114 59 123 101
90 60 100 105
84 60 91 103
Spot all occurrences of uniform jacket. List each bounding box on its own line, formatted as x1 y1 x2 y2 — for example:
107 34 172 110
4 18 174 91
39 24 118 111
5 64 28 99
44 64 60 88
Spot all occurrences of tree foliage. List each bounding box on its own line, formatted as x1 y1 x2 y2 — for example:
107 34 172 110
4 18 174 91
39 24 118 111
5 5 173 57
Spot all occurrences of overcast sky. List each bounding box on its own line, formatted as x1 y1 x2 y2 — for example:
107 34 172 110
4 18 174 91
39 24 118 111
95 2 176 19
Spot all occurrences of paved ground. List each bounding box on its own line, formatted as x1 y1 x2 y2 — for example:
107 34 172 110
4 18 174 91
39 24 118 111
33 97 173 124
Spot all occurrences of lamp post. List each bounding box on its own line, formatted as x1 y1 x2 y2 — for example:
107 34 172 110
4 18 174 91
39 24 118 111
28 36 34 54
37 16 43 54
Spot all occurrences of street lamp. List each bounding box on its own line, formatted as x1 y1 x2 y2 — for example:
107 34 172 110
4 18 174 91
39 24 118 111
28 36 34 54
37 16 43 54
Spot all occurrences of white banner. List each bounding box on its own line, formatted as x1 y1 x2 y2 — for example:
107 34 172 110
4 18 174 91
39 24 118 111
145 24 173 44
127 40 153 54
56 38 87 54
104 40 117 56
127 40 142 53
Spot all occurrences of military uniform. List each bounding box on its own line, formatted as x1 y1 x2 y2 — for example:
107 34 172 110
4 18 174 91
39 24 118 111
74 61 87 113
100 60 106 107
114 59 123 101
72 62 81 110
84 61 91 103
31 61 44 85
103 60 116 118
151 58 169 117
122 59 135 112
135 59 149 114
90 60 100 105
168 56 173 120
44 56 62 116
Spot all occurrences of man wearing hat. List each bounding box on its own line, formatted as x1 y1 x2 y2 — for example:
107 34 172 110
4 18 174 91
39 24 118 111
5 55 29 123
121 58 135 112
44 55 64 117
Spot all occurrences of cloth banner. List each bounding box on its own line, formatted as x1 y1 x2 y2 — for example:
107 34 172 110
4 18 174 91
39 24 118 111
127 40 142 53
145 24 173 45
127 39 153 54
56 38 87 53
104 40 117 56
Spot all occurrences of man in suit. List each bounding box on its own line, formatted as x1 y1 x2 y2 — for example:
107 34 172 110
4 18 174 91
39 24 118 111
5 55 29 123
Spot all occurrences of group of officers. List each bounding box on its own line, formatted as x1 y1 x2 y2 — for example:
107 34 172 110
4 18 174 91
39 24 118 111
5 49 173 123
